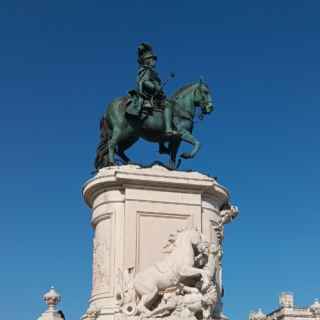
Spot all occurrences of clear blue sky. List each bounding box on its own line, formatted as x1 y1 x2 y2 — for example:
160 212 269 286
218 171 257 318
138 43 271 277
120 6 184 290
1 1 319 319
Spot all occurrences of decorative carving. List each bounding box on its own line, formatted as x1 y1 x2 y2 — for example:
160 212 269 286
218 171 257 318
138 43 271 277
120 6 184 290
146 284 217 320
211 202 239 319
249 309 266 320
310 299 320 316
213 202 239 271
116 228 218 320
92 216 113 295
279 292 294 308
86 305 101 320
92 237 107 294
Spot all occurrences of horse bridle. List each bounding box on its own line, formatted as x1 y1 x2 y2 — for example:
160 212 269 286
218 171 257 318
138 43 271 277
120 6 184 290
194 85 210 120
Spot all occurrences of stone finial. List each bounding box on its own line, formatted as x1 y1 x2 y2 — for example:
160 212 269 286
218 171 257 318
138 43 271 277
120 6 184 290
37 287 63 320
43 286 61 311
249 308 266 320
310 299 320 316
279 292 294 308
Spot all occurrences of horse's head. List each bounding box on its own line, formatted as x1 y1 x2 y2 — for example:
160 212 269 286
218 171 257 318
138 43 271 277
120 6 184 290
178 228 204 249
193 78 214 116
163 228 203 253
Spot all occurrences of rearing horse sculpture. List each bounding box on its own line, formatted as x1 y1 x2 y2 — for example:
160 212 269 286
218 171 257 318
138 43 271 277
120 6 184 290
95 79 214 170
132 228 210 314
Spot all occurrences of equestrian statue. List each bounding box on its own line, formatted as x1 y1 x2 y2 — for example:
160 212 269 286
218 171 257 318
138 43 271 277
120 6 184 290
95 43 214 170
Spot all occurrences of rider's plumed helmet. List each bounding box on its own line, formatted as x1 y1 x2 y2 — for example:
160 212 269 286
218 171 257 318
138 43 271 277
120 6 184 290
137 43 157 65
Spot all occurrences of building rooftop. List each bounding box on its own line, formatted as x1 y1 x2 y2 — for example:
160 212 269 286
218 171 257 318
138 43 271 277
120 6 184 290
249 293 320 320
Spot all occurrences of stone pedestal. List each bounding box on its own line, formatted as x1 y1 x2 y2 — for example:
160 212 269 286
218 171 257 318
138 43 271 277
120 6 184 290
82 165 234 320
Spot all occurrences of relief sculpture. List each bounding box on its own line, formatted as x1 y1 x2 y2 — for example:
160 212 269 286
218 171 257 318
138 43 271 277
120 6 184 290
116 228 218 320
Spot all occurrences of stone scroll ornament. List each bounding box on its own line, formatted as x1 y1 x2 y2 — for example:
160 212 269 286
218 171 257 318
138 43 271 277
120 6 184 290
115 228 219 320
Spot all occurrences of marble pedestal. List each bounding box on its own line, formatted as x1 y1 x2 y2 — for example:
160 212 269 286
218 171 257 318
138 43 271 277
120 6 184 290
81 165 232 320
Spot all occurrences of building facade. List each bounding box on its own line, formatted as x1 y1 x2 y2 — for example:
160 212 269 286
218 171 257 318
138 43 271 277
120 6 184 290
250 293 320 320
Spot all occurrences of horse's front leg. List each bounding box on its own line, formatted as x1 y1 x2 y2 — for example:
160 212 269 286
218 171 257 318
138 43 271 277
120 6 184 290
168 138 181 170
179 130 201 159
179 266 210 289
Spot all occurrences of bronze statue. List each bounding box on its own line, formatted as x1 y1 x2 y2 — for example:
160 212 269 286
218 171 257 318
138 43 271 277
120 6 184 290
95 43 214 170
127 43 177 137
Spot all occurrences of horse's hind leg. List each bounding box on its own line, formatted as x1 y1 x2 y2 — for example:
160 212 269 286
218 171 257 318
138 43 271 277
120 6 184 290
117 137 139 164
117 148 130 164
108 128 122 165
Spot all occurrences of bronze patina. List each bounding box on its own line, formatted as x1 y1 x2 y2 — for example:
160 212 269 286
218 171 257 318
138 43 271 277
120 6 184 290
95 43 214 170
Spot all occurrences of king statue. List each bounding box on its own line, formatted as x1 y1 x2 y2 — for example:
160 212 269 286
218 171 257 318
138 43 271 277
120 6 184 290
126 43 178 137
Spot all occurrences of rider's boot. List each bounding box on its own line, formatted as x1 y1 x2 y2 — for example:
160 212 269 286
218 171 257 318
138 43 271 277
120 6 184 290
164 104 179 137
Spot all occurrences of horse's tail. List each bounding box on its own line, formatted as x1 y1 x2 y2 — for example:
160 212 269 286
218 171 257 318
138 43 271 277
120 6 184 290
94 115 110 170
99 115 109 141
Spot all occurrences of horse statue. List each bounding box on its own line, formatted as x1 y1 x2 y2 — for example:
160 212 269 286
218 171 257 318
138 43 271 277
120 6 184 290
95 79 214 170
124 228 211 315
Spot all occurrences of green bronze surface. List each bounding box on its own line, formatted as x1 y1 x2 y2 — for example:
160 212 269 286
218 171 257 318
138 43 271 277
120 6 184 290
95 44 214 170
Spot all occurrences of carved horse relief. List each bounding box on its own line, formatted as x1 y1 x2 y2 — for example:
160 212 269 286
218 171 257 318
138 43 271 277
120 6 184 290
116 228 218 320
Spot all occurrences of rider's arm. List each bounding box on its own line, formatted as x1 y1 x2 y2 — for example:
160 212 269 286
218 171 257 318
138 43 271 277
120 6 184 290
140 69 161 95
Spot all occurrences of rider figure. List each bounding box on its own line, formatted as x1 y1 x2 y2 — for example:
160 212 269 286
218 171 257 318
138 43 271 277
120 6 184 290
136 43 177 137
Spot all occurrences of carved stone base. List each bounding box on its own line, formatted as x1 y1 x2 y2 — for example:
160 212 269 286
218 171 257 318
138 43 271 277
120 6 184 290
81 165 233 320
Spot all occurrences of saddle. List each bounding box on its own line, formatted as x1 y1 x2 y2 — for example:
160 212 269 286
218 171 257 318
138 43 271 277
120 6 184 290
125 90 164 117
